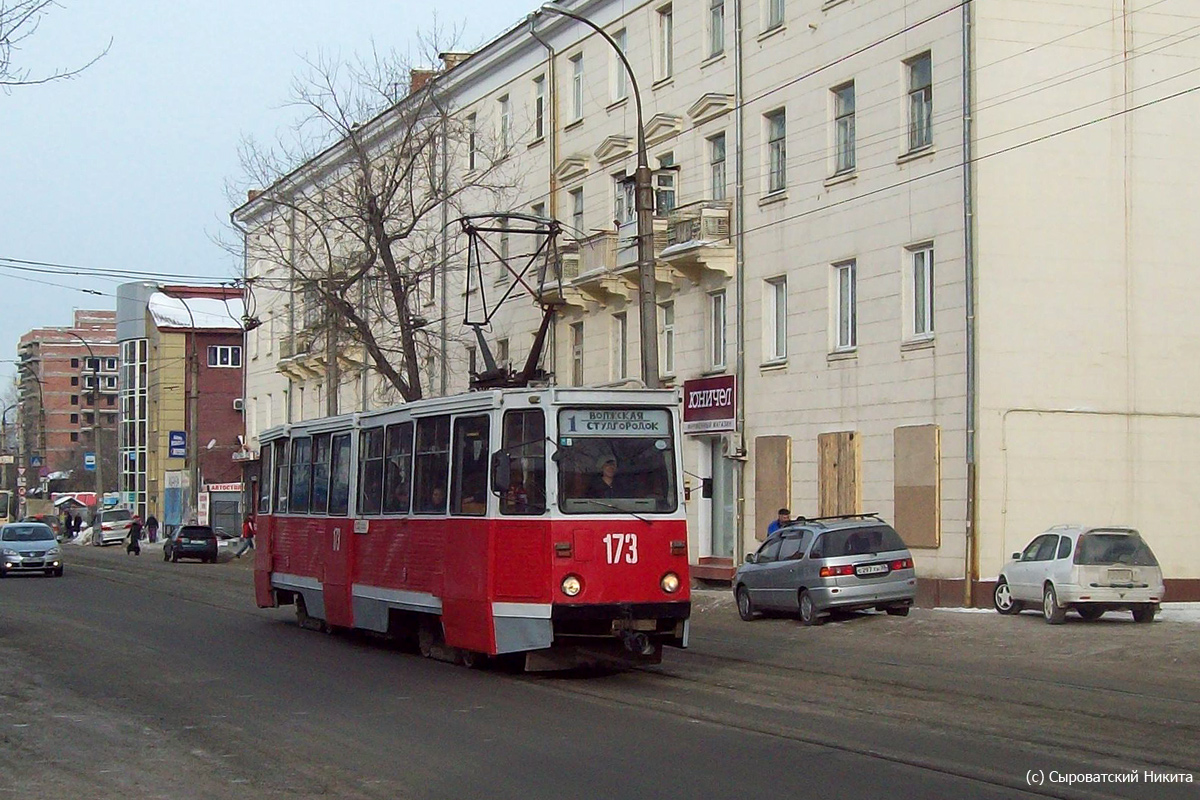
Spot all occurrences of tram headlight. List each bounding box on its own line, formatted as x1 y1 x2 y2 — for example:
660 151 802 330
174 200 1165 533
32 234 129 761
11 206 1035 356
561 574 583 597
661 572 681 594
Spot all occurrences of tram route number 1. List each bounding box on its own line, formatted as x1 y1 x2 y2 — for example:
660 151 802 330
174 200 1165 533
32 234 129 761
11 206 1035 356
603 533 638 564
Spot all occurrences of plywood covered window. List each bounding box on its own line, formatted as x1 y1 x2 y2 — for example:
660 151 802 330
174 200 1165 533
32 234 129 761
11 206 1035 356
893 424 940 548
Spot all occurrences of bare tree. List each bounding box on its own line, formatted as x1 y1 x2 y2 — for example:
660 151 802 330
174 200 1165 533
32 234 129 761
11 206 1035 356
234 41 516 406
1 1 108 88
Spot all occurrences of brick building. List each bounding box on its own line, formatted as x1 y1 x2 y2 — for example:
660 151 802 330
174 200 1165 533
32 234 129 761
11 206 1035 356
16 310 119 503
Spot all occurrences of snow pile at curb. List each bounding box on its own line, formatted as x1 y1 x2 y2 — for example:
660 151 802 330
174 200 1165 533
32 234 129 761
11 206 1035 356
935 603 1200 624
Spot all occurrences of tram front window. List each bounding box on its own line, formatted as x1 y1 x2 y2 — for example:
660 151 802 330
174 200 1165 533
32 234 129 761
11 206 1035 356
556 408 677 514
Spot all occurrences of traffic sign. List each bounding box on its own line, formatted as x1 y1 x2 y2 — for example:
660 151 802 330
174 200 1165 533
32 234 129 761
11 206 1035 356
84 452 97 471
16 476 26 488
29 455 43 467
17 487 26 497
17 467 25 477
0 454 13 465
169 431 187 459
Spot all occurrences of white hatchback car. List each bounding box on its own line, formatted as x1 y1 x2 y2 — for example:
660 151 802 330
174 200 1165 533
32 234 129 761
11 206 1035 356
993 525 1165 624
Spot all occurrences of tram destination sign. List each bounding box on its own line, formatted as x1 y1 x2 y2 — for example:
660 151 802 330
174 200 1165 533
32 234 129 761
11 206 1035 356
682 375 736 434
559 408 671 438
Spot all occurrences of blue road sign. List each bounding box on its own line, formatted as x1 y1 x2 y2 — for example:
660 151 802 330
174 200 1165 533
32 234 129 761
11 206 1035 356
30 455 43 467
84 452 97 470
169 430 187 459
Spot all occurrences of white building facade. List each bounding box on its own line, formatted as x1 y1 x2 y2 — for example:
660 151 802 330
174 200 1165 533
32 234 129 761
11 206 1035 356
236 0 1200 602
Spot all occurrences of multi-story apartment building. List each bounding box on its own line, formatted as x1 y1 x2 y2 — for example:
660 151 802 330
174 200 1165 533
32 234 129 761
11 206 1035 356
16 310 119 503
235 0 1200 602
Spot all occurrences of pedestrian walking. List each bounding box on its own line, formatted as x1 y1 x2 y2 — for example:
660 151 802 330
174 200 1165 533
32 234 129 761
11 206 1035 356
235 514 255 558
126 515 143 556
145 514 159 544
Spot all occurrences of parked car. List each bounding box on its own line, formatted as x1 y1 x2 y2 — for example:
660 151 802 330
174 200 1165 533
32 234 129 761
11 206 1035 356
88 508 134 546
164 525 219 563
993 525 1165 624
733 514 917 625
1 522 64 577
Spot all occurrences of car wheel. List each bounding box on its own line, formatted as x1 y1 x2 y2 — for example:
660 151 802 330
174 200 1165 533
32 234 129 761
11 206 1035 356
1077 606 1104 622
1132 604 1157 624
296 596 312 629
735 586 756 621
55 567 64 577
798 590 823 626
459 650 487 669
1042 584 1066 625
993 578 1023 615
886 605 910 617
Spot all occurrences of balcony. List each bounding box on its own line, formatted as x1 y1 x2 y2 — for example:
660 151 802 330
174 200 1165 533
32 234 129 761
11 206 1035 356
534 244 587 310
659 200 735 283
612 218 676 292
276 329 323 380
570 232 630 306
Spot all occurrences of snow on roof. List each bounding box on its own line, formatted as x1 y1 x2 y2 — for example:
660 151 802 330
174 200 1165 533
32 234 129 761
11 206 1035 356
148 293 245 331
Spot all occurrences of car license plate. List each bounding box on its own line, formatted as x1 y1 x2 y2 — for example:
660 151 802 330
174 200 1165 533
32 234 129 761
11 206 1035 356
181 538 191 544
856 563 889 577
1107 568 1132 584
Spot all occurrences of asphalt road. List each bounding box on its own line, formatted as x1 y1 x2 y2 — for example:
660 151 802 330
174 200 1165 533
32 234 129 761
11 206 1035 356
1 545 1196 800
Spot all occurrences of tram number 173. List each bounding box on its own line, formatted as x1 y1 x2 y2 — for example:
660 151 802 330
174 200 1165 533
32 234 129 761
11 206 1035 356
603 532 639 564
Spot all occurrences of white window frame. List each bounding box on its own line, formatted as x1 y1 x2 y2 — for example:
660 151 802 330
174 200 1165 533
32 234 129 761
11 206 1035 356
207 345 243 368
533 75 546 140
612 29 628 101
571 322 584 386
655 152 676 214
709 133 727 201
907 52 933 152
614 174 635 225
660 301 675 376
908 244 935 339
766 110 786 194
709 290 728 370
766 0 785 31
764 278 787 363
570 187 584 234
570 54 584 122
612 312 628 380
657 6 674 81
833 82 856 175
497 220 510 283
709 0 725 57
833 261 857 352
498 94 511 151
467 113 478 170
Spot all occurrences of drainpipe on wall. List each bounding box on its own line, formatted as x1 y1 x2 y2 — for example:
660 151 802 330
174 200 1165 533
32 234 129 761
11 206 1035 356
440 105 450 398
962 0 978 607
530 18 559 374
733 0 748 565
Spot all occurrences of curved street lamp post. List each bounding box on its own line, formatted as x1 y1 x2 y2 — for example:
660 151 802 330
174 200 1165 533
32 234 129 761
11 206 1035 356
62 331 106 516
534 4 661 388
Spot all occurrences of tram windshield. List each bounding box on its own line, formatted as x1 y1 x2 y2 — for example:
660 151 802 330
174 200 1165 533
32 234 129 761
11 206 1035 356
556 408 677 514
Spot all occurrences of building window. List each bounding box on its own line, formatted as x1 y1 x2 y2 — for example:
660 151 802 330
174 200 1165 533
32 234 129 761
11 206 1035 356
424 251 437 306
105 357 117 371
497 338 510 370
570 54 584 122
86 357 100 372
614 174 635 225
570 187 584 234
498 94 511 152
660 302 675 376
71 395 78 405
834 261 857 351
709 133 726 201
907 52 933 151
612 312 628 380
612 29 628 101
571 322 584 386
70 376 79 386
71 358 79 368
70 413 78 424
207 345 242 368
655 152 676 214
710 291 727 369
71 432 79 442
533 75 546 140
767 0 785 31
766 110 786 193
467 113 478 170
532 201 545 220
497 221 510 283
709 0 725 57
657 6 674 80
765 277 787 362
833 82 856 174
909 244 935 338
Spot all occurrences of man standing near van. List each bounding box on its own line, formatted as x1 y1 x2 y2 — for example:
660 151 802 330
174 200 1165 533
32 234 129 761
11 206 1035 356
766 508 792 536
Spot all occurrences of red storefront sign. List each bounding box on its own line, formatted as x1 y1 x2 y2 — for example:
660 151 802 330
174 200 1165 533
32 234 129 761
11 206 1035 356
682 375 736 434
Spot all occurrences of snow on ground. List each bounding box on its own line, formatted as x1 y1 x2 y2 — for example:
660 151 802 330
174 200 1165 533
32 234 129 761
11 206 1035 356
936 603 1200 623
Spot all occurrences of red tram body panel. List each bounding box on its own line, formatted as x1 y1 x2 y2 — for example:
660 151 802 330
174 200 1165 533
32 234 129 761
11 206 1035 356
254 388 691 668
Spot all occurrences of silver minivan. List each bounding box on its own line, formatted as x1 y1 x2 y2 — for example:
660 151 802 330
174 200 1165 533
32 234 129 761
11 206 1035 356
733 515 917 625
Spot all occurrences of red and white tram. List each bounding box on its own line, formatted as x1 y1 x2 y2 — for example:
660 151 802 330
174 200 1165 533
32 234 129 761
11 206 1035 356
253 387 690 669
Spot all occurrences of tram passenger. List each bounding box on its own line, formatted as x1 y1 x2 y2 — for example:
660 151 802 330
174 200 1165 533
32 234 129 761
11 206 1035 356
420 486 447 513
588 456 621 499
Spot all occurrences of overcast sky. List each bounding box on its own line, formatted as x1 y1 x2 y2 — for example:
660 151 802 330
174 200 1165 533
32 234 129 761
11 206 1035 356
0 0 535 387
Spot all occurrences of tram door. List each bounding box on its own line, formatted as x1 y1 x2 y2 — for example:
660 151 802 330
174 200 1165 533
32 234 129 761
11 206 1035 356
320 433 355 627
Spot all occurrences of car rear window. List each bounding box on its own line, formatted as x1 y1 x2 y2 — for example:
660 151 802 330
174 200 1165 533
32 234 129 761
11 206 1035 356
1074 533 1158 567
811 526 908 558
180 527 216 539
2 524 55 542
103 509 132 522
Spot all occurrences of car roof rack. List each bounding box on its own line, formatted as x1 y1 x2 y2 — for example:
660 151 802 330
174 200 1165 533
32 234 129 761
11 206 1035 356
793 512 882 524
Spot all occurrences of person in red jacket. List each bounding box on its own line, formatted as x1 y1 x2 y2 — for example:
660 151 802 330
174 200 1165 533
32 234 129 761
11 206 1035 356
235 514 255 558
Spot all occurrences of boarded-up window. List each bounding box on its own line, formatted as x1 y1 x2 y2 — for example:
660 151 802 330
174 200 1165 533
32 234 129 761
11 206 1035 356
818 431 860 517
754 435 791 541
894 424 940 548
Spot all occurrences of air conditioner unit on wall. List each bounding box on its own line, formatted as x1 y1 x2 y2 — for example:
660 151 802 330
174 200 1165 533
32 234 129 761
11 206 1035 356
233 398 244 412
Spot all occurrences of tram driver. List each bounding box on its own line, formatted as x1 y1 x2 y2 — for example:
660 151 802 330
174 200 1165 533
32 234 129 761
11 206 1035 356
589 455 622 499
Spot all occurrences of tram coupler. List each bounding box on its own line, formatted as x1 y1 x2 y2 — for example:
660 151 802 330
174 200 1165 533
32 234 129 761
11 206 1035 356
619 630 656 657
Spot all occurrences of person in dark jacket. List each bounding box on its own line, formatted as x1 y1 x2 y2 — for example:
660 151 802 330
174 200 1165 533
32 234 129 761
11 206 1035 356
145 514 159 544
126 515 143 555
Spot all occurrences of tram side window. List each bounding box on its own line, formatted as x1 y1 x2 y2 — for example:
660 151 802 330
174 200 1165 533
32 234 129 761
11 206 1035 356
359 428 385 515
501 409 546 515
290 437 313 514
414 415 450 514
258 442 273 515
383 421 414 514
274 440 290 513
451 415 490 516
311 433 332 515
329 433 352 516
